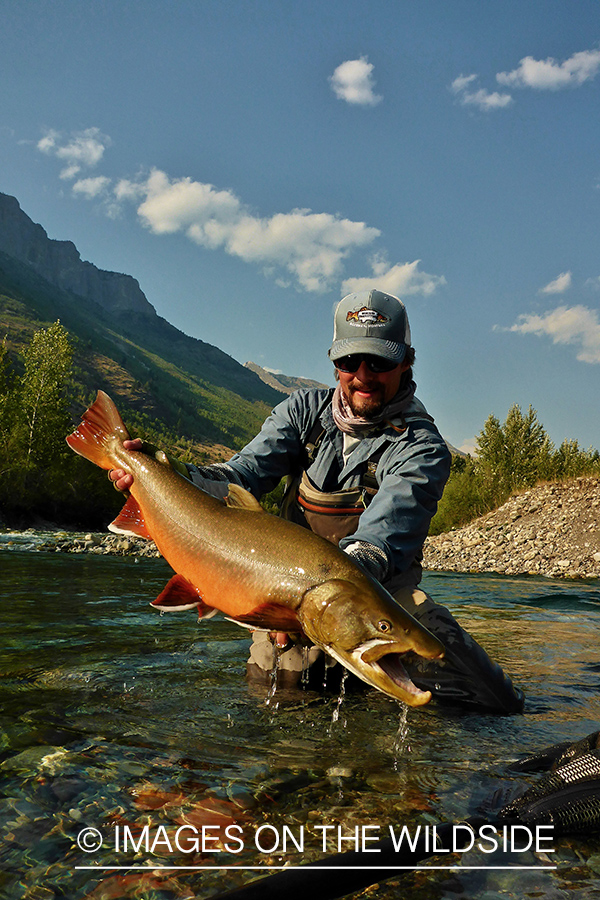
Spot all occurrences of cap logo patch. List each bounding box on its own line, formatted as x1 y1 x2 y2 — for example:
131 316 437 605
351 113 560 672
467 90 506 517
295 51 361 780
346 307 390 327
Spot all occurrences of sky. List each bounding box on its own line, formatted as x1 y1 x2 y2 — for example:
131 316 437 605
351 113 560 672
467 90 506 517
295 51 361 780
2 0 600 453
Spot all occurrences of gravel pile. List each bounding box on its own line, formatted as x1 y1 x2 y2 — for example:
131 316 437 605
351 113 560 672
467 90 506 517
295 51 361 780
423 476 600 579
0 530 162 557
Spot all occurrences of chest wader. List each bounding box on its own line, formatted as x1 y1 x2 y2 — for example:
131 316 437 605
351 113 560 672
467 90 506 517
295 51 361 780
279 410 390 546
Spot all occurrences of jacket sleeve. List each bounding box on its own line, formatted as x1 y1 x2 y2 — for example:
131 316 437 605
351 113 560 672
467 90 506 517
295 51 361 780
339 423 451 579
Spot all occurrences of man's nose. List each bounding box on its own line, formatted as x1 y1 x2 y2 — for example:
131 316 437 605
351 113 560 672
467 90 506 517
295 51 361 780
355 361 375 381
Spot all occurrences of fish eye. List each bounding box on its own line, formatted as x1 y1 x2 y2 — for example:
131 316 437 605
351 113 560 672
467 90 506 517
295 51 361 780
378 619 392 633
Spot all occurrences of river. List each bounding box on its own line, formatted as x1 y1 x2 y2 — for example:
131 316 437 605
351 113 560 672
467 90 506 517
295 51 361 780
1 549 599 899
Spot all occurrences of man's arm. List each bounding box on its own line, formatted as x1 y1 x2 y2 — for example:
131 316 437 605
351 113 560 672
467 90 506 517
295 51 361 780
339 425 451 583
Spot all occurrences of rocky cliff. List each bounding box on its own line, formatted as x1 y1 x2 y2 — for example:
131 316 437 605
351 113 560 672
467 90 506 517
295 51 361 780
0 193 156 316
423 476 600 579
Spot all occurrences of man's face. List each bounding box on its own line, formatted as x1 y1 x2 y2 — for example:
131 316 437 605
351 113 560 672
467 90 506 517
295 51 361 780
336 356 409 419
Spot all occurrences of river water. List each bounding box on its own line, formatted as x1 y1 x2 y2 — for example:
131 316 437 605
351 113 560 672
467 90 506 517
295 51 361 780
1 549 599 900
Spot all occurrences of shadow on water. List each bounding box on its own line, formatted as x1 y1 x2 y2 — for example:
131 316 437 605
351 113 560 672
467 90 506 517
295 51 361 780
0 553 599 899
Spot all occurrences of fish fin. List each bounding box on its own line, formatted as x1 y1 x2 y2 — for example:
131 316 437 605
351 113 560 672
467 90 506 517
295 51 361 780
66 391 130 469
200 607 219 620
225 484 264 512
151 574 215 617
108 495 153 540
232 603 301 632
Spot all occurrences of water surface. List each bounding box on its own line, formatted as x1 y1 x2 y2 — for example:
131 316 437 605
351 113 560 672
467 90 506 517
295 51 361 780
1 551 599 899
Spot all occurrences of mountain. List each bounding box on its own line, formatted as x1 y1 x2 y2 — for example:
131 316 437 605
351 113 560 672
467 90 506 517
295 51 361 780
0 193 155 317
245 360 330 394
0 192 285 457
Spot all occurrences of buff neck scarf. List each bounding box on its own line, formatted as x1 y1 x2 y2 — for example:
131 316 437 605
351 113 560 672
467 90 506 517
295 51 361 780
331 379 417 436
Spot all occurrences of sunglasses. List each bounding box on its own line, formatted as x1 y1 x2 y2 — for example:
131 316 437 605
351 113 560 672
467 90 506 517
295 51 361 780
334 354 400 374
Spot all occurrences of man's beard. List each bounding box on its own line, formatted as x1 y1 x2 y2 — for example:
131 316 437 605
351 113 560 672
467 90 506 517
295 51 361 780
346 386 386 419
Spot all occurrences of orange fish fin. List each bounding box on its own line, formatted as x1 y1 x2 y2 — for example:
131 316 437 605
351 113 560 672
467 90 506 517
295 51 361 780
151 574 215 617
66 390 130 470
232 603 301 632
108 494 153 539
225 484 263 512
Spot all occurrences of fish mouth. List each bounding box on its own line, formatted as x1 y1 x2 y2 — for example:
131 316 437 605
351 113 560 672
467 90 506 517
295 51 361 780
323 641 436 707
358 641 439 706
369 651 431 705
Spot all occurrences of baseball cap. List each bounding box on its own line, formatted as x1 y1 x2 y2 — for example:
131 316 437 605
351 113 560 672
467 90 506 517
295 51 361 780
328 290 411 363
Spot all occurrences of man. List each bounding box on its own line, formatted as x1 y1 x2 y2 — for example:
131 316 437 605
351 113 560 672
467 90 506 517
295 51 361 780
111 289 524 713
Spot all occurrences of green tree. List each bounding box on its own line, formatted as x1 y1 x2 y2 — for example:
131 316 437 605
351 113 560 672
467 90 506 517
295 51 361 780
552 438 600 479
0 337 18 480
19 321 73 471
475 404 553 502
0 321 76 519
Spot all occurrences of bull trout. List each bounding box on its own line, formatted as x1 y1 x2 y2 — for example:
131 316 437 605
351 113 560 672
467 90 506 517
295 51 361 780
66 391 443 706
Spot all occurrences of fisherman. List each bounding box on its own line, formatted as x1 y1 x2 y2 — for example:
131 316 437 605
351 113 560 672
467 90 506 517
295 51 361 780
111 289 524 713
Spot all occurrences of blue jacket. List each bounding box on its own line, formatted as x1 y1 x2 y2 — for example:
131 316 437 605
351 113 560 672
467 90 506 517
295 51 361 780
195 388 451 587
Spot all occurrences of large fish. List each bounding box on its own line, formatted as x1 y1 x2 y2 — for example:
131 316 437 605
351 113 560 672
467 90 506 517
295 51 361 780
66 391 444 706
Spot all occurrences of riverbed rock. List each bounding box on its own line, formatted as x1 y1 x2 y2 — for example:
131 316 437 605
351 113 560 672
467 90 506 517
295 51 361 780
423 476 600 579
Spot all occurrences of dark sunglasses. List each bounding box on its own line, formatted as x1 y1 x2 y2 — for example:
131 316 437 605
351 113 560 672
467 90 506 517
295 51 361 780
334 354 400 374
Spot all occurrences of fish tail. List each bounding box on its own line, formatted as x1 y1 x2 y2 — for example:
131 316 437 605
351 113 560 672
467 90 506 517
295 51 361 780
66 390 130 470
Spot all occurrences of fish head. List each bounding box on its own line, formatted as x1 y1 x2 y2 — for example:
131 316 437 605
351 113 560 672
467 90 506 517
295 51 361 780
299 578 444 707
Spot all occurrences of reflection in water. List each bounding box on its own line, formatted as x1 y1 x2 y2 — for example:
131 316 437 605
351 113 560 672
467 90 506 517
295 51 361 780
0 551 599 899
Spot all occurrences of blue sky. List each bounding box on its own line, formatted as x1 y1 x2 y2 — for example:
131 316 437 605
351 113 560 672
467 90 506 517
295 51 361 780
2 0 600 453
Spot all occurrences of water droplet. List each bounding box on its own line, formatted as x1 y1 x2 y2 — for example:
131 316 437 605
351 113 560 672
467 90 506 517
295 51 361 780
300 646 310 689
265 645 283 708
330 668 348 732
392 702 410 770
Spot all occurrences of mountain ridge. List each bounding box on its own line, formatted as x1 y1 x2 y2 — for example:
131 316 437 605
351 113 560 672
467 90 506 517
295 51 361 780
0 191 284 455
245 360 330 394
0 193 156 316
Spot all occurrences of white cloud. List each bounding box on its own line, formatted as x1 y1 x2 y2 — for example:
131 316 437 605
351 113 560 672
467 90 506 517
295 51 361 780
450 74 513 111
113 178 147 203
509 304 600 363
497 48 600 90
341 255 446 297
37 129 59 154
72 176 111 199
451 74 478 93
330 57 382 106
120 168 381 292
37 127 110 179
36 127 446 298
540 271 572 294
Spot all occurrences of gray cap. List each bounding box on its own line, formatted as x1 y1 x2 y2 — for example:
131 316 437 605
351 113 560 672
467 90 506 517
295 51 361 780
328 289 411 362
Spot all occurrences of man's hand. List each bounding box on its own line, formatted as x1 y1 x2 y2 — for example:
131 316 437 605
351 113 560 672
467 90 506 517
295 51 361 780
269 632 292 650
109 439 190 491
108 439 143 492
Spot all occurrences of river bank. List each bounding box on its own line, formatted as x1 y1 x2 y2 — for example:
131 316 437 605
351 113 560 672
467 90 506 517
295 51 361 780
423 475 600 580
2 475 599 579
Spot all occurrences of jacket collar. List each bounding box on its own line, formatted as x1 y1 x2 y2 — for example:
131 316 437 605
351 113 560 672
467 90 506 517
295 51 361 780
322 394 433 481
